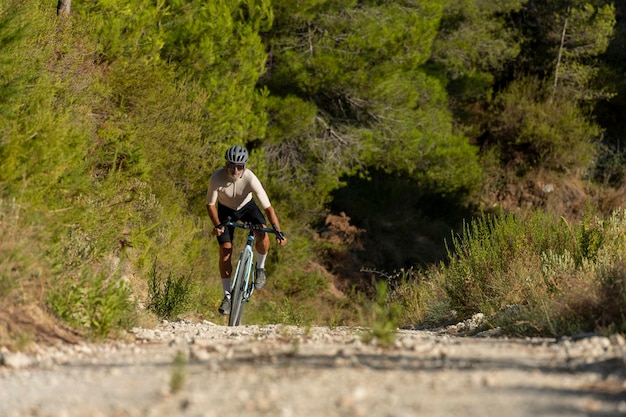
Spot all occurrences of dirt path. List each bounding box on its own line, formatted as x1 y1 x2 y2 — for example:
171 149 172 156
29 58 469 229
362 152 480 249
1 320 625 417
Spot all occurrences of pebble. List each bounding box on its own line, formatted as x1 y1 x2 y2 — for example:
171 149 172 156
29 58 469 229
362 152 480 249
1 349 36 369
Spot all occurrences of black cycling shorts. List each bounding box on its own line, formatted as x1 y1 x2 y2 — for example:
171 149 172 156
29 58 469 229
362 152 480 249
217 200 267 245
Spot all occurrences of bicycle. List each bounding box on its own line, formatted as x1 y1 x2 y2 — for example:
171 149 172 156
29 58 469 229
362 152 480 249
221 219 284 326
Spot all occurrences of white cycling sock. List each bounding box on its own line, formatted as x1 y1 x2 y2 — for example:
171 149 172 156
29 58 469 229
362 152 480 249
256 252 267 269
221 278 231 297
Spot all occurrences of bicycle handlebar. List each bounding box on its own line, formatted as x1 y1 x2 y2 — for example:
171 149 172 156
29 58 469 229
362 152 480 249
219 218 285 241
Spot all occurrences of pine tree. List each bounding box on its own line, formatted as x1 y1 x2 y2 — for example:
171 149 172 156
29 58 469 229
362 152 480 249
261 0 482 218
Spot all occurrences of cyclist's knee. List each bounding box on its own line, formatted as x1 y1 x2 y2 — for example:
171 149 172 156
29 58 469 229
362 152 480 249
255 234 269 252
219 244 232 260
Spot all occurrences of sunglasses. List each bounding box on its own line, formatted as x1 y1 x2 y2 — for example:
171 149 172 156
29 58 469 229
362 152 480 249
227 163 245 171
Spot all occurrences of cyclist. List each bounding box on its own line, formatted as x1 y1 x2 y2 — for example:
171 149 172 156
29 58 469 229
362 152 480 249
206 145 287 315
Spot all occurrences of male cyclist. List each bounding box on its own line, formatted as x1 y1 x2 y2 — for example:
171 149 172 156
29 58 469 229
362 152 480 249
206 145 287 315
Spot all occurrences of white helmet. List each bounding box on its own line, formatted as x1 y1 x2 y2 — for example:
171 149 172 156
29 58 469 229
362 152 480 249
224 145 249 163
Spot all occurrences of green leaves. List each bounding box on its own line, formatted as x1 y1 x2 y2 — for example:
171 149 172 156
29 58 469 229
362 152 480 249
488 77 600 173
147 261 193 320
264 0 481 208
514 0 616 103
551 3 616 101
431 0 526 106
0 1 91 198
361 70 481 191
48 272 137 339
269 0 444 94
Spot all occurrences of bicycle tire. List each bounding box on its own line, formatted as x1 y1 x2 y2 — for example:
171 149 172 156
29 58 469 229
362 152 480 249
228 279 245 326
228 250 251 326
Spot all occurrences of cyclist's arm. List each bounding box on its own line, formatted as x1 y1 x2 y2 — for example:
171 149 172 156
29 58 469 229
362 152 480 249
263 206 287 246
206 173 226 235
206 203 219 227
249 173 271 210
206 204 224 236
245 171 285 244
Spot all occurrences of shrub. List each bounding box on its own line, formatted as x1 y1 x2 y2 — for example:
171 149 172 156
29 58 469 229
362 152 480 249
385 268 448 327
360 281 400 348
48 272 137 339
0 199 34 300
596 261 626 333
146 262 193 320
429 208 626 336
488 77 599 174
442 210 570 316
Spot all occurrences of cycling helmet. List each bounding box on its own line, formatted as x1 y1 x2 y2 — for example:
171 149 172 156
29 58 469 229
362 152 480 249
224 145 249 164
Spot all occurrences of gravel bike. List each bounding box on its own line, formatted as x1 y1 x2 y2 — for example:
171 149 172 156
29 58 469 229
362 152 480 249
223 219 284 326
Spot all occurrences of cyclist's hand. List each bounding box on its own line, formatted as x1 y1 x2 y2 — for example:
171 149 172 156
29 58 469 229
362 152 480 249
275 232 287 246
271 224 286 246
213 226 225 236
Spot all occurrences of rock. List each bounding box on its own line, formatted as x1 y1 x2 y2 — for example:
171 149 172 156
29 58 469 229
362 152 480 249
1 351 33 369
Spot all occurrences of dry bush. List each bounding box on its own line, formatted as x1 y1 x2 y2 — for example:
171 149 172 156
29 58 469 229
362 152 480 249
316 212 368 292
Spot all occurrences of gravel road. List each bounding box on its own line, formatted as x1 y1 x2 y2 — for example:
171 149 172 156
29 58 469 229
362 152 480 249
1 319 626 417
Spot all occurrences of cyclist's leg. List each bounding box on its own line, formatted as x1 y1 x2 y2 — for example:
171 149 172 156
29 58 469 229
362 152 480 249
217 205 236 299
217 241 233 315
218 243 233 283
252 239 268 291
254 232 269 257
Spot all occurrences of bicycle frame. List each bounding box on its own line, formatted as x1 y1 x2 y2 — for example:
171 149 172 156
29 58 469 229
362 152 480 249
224 220 283 326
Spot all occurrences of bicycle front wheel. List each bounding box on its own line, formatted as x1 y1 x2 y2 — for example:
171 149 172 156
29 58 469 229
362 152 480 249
228 251 251 326
228 281 245 326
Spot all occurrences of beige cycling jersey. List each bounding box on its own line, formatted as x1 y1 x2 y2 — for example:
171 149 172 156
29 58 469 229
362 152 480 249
206 168 271 211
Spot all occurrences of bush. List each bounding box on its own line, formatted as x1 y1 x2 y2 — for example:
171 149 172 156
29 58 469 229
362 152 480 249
48 272 137 339
385 268 448 327
0 199 35 301
488 77 599 174
147 262 193 320
360 281 400 347
442 210 572 317
414 208 626 336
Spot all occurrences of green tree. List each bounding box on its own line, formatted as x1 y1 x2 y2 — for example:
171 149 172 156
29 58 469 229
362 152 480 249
429 0 527 138
0 0 90 202
592 3 626 187
487 77 600 174
70 0 273 213
150 0 273 212
262 0 481 220
513 0 615 103
475 0 615 204
549 2 615 102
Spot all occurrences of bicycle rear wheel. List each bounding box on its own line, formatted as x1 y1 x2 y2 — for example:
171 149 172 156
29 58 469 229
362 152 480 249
228 251 251 326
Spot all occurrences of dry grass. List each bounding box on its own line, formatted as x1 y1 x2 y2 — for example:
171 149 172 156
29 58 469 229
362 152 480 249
388 208 626 336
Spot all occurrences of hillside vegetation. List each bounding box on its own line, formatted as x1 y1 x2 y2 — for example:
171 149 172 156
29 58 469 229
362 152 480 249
1 0 626 349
